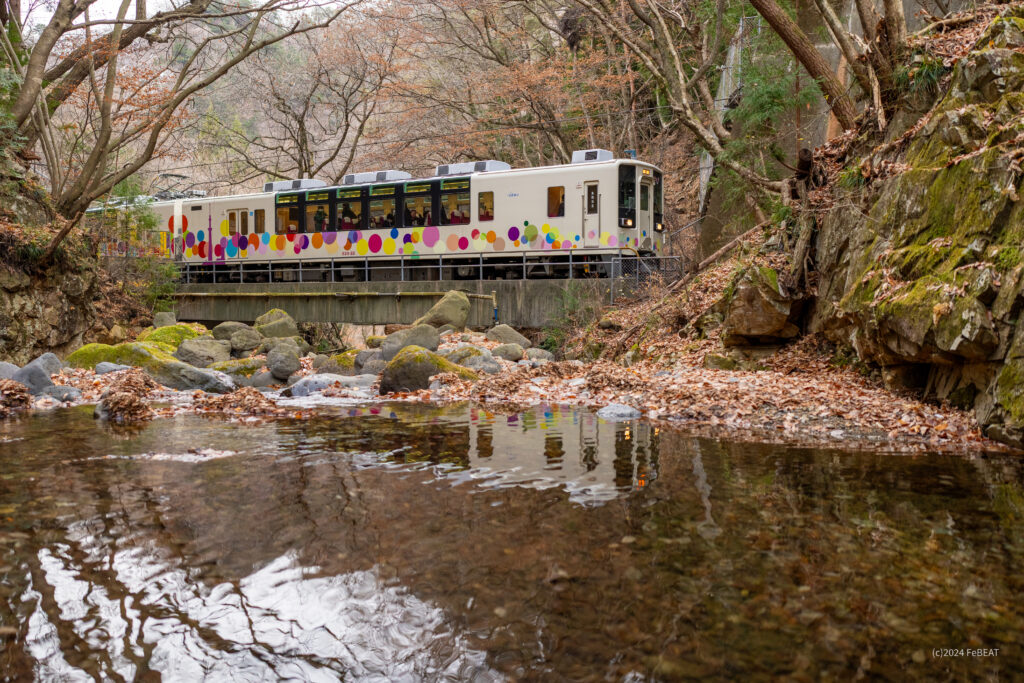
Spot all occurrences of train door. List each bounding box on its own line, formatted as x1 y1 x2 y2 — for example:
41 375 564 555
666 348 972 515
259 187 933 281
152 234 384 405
227 209 249 238
583 181 600 247
638 177 654 241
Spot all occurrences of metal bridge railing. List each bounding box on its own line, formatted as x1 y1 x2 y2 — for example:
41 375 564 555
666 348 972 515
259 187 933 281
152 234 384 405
174 251 679 285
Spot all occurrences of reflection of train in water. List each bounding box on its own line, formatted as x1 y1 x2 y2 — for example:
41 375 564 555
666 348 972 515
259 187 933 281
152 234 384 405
130 149 665 282
353 404 661 504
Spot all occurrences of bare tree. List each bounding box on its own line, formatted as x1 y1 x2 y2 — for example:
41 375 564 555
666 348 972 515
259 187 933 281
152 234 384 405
201 16 400 184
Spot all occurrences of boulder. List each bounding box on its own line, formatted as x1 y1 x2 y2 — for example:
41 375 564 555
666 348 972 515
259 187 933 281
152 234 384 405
208 357 264 380
597 403 642 420
267 345 301 380
95 362 133 374
249 371 277 388
721 267 796 345
598 317 622 331
381 324 441 361
318 349 359 376
311 354 330 369
491 343 524 362
258 336 310 356
175 338 232 367
26 352 63 377
212 321 252 341
438 325 458 336
361 359 387 375
12 364 54 395
138 323 206 349
446 345 491 366
355 349 382 371
153 312 177 328
107 324 127 343
288 374 377 397
230 327 263 354
365 335 385 349
412 290 471 330
525 348 555 361
66 342 235 393
0 361 19 380
255 309 300 338
485 324 531 348
41 385 82 402
462 355 502 375
379 345 478 393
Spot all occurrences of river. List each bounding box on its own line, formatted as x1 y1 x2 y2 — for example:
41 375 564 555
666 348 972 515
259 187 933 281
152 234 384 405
0 403 1021 680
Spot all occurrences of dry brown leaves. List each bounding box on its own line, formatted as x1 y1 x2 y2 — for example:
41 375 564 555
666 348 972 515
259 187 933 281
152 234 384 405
0 379 32 417
191 387 294 417
101 392 155 423
108 368 161 395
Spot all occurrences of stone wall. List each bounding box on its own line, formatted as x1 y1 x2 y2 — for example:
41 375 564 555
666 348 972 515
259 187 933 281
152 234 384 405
0 260 97 366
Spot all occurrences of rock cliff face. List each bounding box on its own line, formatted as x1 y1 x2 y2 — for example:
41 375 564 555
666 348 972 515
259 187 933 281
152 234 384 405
0 260 97 366
810 11 1024 446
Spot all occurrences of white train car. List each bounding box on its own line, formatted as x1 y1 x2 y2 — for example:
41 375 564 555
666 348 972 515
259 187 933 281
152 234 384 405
147 148 665 282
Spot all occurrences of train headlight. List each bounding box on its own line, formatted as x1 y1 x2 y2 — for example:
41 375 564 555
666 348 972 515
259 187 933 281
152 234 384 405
655 222 663 232
625 218 633 227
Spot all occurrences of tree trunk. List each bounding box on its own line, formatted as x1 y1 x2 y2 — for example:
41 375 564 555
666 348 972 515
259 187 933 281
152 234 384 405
882 0 907 59
749 0 859 130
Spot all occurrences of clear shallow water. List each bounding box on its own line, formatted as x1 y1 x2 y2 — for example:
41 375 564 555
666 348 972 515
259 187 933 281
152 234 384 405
0 403 1021 680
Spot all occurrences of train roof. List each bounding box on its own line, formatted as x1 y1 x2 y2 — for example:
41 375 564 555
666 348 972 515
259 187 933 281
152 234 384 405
90 155 663 210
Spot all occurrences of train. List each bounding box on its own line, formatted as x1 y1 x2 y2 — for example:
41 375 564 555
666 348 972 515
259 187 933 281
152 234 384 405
90 148 666 282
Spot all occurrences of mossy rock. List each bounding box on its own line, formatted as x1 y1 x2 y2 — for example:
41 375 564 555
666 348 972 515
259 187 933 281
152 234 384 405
366 335 385 349
137 323 208 349
66 342 235 393
208 357 264 378
379 345 477 393
317 349 360 376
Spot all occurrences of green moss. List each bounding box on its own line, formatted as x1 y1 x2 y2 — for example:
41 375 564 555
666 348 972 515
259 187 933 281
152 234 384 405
996 359 1024 424
137 323 207 348
208 357 264 378
330 349 359 368
996 247 1022 270
366 335 385 349
758 266 780 294
389 345 478 381
67 341 179 369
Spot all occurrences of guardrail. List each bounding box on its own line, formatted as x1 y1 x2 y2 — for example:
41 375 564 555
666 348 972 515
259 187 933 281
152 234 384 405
175 251 680 285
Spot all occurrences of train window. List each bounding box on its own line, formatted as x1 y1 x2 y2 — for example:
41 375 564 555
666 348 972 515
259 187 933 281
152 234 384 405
228 212 237 236
339 200 362 229
586 184 598 214
654 172 663 215
240 211 249 236
254 209 265 234
618 165 636 209
403 195 433 227
440 191 470 225
478 192 494 221
306 204 329 233
640 184 649 211
370 198 396 229
547 186 565 218
276 207 300 234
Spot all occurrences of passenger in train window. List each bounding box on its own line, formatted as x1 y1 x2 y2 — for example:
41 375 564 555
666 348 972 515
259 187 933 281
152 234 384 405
340 202 359 228
313 206 327 232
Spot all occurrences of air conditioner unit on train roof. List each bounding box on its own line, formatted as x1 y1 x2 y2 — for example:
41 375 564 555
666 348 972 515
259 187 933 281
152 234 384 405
571 148 615 163
341 170 412 185
264 178 327 192
434 160 511 176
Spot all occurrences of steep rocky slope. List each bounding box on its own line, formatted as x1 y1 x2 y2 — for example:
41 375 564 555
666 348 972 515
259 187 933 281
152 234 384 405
810 9 1024 446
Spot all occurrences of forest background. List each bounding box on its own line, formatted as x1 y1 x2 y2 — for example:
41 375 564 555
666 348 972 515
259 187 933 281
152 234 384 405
0 0 947 261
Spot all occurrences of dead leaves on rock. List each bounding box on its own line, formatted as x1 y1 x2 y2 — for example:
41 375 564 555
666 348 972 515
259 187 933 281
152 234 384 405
0 379 32 417
192 386 298 418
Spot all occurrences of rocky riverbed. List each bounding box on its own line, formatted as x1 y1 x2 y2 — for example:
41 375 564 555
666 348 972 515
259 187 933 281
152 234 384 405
0 286 1007 453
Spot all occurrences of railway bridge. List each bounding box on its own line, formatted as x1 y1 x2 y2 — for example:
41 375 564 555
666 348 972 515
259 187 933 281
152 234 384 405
172 255 682 328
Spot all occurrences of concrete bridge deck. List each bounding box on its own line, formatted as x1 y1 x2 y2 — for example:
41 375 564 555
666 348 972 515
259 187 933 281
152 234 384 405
174 279 609 328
